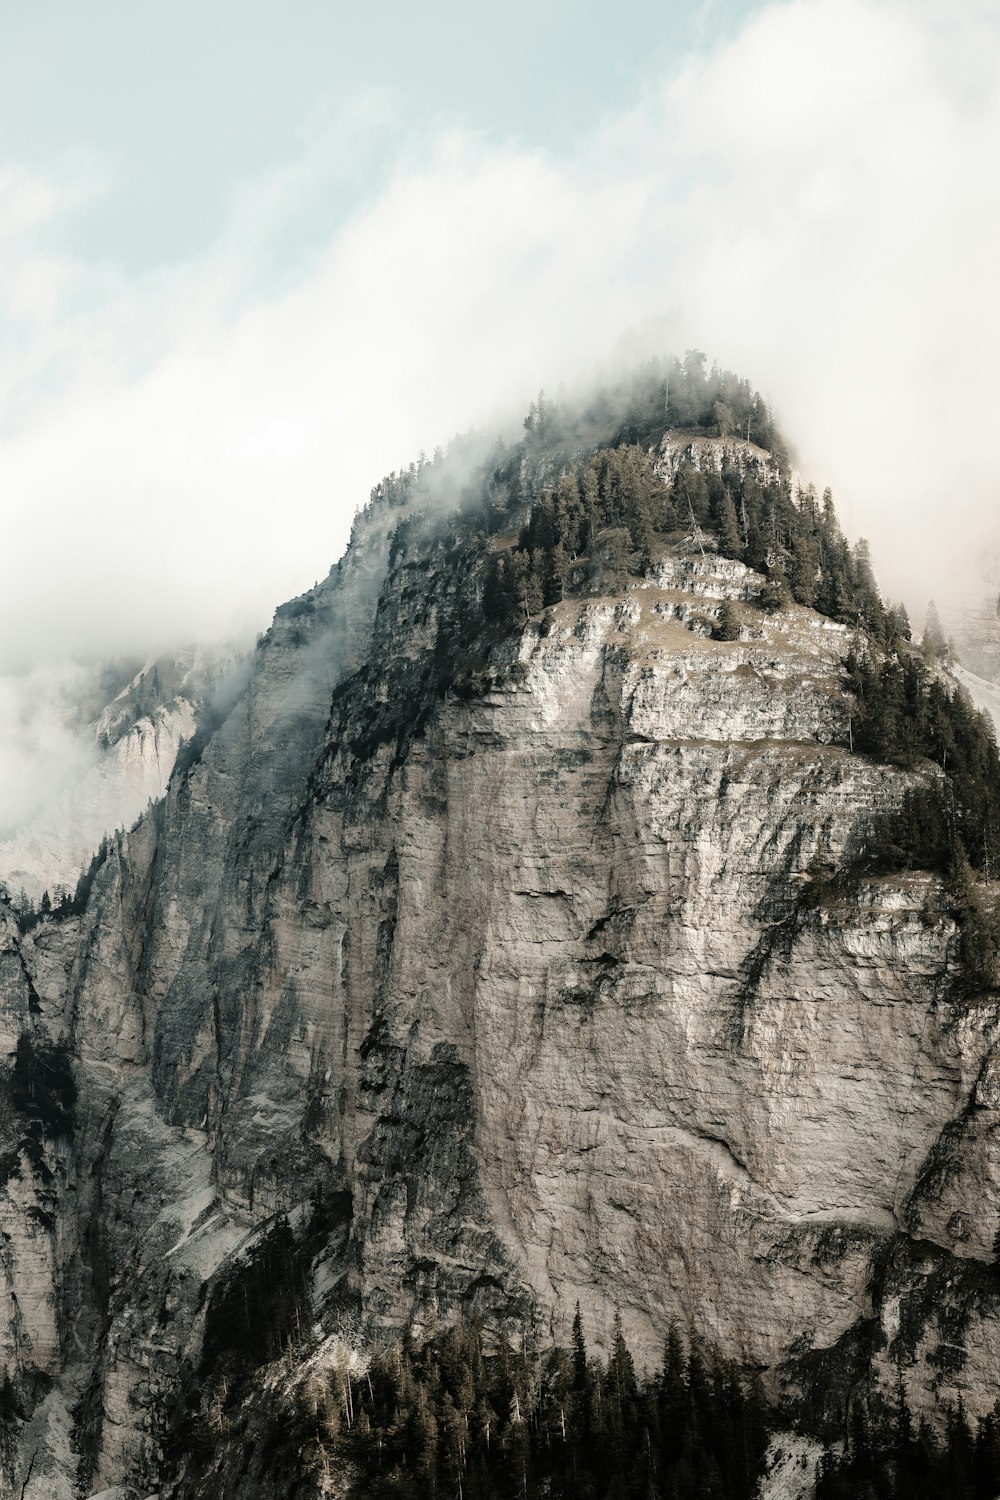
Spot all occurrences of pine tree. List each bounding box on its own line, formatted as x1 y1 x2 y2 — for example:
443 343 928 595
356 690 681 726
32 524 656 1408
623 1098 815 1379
757 571 789 613
608 1311 638 1421
547 542 572 604
950 843 999 989
888 601 912 644
716 490 743 557
713 400 736 438
589 528 631 596
789 533 819 606
510 552 543 621
715 599 741 642
923 600 949 663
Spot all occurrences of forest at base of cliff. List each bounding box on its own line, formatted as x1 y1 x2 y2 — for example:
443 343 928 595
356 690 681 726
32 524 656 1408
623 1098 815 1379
165 1301 1000 1500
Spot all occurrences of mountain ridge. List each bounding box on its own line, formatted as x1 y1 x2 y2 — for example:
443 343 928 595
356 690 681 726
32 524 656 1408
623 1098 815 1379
1 369 999 1496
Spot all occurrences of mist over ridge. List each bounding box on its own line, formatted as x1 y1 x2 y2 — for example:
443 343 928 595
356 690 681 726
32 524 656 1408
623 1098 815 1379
0 328 993 903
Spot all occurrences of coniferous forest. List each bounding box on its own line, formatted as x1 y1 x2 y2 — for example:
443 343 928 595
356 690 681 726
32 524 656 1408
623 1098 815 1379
815 1393 1000 1500
177 1309 771 1499
326 1313 769 1500
173 1301 1000 1499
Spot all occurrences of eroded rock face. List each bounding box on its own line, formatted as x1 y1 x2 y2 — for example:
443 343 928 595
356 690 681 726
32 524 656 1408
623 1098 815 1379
0 477 999 1495
0 649 227 904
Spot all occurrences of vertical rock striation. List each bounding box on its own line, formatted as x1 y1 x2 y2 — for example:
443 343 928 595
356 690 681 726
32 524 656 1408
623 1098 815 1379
0 440 997 1494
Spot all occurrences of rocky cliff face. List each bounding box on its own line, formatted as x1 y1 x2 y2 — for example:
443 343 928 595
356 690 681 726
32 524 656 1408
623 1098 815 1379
0 650 226 904
0 439 998 1496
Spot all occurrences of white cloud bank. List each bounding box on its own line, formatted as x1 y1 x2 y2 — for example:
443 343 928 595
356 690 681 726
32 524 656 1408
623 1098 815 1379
1 0 999 684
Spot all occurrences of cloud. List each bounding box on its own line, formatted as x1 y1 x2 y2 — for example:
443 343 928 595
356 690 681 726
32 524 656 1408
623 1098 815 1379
0 659 101 839
0 0 998 681
644 0 1000 606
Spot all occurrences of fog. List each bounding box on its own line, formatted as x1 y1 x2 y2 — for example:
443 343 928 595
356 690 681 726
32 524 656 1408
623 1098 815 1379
1 0 999 862
0 660 103 834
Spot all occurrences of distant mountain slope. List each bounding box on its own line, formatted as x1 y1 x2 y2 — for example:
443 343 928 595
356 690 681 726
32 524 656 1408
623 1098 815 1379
0 648 228 902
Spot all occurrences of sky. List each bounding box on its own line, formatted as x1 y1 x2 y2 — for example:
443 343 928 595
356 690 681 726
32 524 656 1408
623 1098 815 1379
1 0 999 680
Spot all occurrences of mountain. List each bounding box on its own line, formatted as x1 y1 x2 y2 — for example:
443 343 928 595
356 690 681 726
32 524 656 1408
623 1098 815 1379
0 363 999 1497
0 649 228 905
945 591 1000 739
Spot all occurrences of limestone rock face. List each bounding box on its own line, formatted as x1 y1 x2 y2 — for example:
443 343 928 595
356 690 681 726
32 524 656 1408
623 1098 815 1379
0 472 998 1495
0 650 226 903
